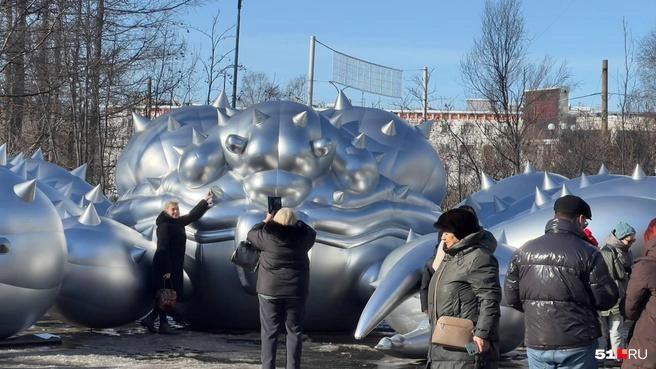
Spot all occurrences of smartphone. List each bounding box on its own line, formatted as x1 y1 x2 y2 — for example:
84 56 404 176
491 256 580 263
465 342 479 356
267 196 282 214
210 186 223 201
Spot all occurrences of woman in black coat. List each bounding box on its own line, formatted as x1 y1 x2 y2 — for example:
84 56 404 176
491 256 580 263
140 194 212 334
427 208 501 369
247 207 316 369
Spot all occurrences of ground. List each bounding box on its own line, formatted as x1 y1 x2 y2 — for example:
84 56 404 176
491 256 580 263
0 316 530 368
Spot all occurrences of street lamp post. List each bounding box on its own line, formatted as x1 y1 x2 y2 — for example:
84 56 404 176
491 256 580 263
231 0 242 109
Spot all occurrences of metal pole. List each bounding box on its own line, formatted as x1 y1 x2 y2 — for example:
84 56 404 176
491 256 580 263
422 66 428 121
307 36 316 107
231 0 242 108
601 59 608 134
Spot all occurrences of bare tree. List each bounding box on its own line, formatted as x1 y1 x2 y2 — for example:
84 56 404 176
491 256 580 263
282 75 307 103
460 0 569 179
238 71 280 106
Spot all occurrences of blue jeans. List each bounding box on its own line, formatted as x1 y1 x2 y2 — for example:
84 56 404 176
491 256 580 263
526 343 598 369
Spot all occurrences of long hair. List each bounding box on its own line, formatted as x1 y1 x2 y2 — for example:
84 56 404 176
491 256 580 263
644 218 656 242
272 208 296 226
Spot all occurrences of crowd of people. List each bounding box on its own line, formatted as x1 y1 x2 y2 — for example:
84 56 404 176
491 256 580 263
141 193 656 369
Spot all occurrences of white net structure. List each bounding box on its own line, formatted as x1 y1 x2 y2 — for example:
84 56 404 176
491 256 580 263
332 50 403 98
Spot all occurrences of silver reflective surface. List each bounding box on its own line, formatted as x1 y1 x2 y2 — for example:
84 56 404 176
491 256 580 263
357 166 656 358
109 95 446 330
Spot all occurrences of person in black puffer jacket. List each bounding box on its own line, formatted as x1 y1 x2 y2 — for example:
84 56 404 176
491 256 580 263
504 195 618 369
140 193 212 334
427 208 501 369
247 207 316 369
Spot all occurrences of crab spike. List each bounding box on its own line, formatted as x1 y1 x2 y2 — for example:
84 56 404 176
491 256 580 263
560 184 572 197
333 190 345 205
130 246 147 263
381 120 397 136
217 109 231 126
9 152 24 166
292 111 308 127
84 184 105 203
394 185 410 199
579 172 591 188
496 230 508 245
534 186 549 207
192 128 208 145
31 148 45 160
480 172 496 191
542 172 558 191
415 120 433 139
58 182 74 197
252 109 269 126
524 162 535 174
132 112 150 133
146 177 162 191
9 161 27 179
225 107 238 117
374 153 385 163
0 143 6 165
334 90 352 110
79 203 101 226
493 195 508 212
167 116 181 131
170 145 185 156
352 133 366 149
598 163 609 175
329 112 343 128
70 163 88 180
406 229 417 243
13 179 37 202
212 91 231 108
632 164 646 180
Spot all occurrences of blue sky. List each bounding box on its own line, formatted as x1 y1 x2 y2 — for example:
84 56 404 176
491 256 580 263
182 0 655 111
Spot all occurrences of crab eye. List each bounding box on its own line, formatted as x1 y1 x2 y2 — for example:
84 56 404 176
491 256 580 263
311 138 334 157
225 134 248 154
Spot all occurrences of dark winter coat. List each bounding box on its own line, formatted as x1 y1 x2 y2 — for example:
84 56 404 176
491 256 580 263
153 200 209 296
504 218 619 350
426 230 501 369
622 238 656 369
247 220 316 298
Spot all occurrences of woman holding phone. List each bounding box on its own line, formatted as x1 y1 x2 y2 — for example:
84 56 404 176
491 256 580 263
247 207 316 369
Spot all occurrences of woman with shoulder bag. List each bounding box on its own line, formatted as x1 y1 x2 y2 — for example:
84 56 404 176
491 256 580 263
247 207 316 369
427 208 501 369
140 192 213 334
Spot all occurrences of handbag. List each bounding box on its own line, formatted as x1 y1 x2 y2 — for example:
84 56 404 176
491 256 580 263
155 277 177 312
230 240 260 272
431 315 475 348
429 247 475 348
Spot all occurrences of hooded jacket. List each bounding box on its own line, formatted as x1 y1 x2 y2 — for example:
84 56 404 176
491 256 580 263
426 229 501 369
599 232 633 316
504 218 619 349
622 238 656 369
247 220 316 298
153 199 209 294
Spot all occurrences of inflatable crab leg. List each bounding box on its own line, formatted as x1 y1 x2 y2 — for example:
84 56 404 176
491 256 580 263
354 235 435 339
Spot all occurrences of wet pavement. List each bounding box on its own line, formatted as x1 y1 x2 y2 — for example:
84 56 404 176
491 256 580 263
0 316 529 368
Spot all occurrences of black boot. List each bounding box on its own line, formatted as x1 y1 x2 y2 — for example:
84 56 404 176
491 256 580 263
140 310 157 333
158 315 177 334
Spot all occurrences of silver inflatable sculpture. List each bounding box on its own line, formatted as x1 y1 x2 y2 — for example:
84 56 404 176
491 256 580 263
0 145 155 336
358 163 656 358
108 92 446 330
0 147 67 339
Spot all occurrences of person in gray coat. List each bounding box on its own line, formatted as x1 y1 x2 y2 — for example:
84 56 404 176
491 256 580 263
427 208 501 369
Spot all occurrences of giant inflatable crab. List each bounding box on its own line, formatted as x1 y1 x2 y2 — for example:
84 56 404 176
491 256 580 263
108 92 447 330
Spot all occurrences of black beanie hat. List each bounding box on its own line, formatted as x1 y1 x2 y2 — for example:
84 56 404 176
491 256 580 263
433 208 480 240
